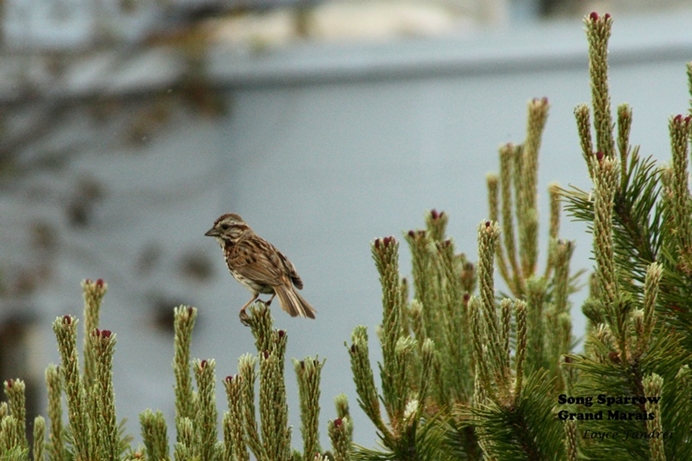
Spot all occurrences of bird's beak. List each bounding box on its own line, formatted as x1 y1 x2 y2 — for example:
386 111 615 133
204 227 220 237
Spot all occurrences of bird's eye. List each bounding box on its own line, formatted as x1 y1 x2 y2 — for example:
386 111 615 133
220 224 230 230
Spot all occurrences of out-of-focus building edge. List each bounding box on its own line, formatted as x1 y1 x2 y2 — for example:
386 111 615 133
1 11 691 103
208 15 692 88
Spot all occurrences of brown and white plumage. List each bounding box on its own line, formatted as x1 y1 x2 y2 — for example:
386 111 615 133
205 213 316 322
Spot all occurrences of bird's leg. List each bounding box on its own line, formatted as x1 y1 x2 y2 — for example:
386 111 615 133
265 293 276 306
239 294 259 326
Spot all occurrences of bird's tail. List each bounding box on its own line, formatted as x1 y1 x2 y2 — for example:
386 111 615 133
274 285 316 319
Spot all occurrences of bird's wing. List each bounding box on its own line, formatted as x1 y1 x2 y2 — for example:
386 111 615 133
277 250 303 289
229 238 287 286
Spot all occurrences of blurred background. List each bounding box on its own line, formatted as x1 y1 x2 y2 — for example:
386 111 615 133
1 0 692 451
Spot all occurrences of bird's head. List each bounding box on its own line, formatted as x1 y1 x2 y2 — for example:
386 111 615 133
205 213 251 246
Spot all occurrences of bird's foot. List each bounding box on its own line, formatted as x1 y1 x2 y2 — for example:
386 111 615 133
239 309 251 327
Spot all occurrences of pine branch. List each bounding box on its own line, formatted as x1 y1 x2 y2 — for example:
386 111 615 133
3 379 28 453
585 12 616 159
194 359 219 461
45 364 67 461
33 416 46 461
222 375 249 461
173 306 197 431
53 315 93 461
140 409 170 461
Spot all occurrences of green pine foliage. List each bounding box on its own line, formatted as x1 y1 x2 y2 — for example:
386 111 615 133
559 12 692 461
344 11 692 461
0 281 349 461
2 11 692 461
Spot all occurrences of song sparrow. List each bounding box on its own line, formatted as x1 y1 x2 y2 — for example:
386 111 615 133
205 213 316 323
